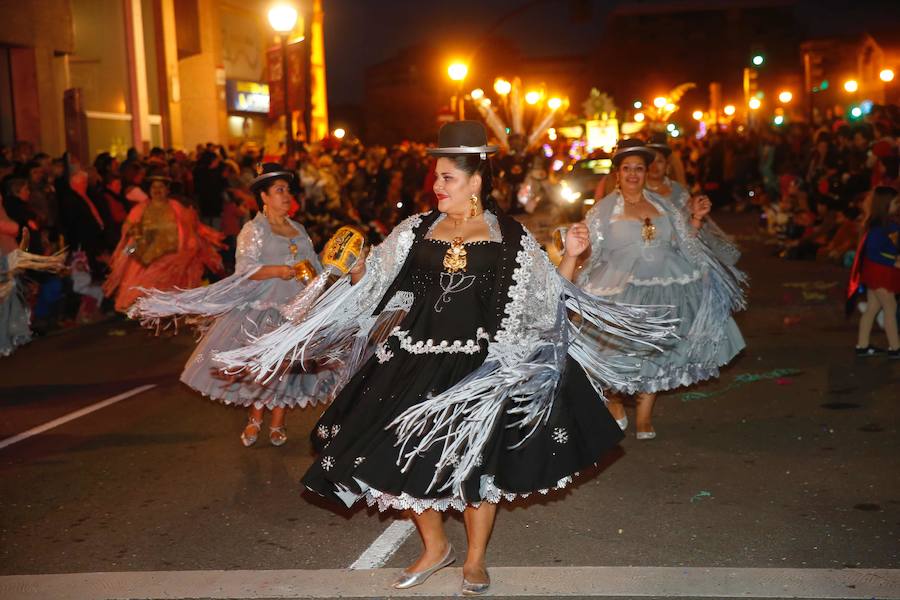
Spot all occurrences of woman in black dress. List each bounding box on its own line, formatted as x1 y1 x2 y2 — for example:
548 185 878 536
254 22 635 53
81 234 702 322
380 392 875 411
219 121 675 595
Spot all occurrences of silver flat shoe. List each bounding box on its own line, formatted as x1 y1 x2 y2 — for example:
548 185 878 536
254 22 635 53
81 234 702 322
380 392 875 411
636 430 656 440
391 544 455 589
462 569 491 596
615 415 628 431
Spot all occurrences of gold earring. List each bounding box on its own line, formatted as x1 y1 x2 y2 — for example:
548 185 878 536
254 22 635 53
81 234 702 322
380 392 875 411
470 194 478 218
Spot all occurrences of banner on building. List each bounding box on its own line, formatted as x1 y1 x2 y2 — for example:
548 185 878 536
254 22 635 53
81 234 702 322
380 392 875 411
267 42 305 117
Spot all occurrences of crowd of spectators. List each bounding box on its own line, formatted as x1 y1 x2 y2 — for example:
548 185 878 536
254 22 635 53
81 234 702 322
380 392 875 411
2 102 899 336
0 138 438 332
672 104 900 266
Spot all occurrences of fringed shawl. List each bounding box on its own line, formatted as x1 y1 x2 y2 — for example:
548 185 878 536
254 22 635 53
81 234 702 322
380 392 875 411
581 190 747 363
218 210 676 500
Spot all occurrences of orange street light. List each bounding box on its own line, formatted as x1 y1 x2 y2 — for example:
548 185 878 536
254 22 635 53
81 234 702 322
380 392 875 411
653 96 667 108
748 97 761 110
525 90 541 105
548 97 563 110
880 69 895 82
723 104 736 116
447 62 468 82
778 90 793 103
634 112 645 122
494 78 511 95
333 128 346 139
692 110 703 121
268 3 299 32
843 79 859 93
470 88 484 100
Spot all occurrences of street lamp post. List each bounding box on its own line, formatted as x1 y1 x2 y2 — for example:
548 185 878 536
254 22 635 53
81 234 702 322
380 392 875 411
448 62 468 120
268 4 299 157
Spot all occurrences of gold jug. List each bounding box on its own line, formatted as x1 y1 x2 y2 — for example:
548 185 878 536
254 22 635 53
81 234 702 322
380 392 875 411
322 226 366 275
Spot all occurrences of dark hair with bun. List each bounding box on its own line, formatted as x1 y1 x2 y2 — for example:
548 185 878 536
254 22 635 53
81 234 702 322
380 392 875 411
445 154 501 214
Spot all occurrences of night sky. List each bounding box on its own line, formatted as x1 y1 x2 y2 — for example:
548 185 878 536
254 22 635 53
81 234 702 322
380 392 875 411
322 0 900 105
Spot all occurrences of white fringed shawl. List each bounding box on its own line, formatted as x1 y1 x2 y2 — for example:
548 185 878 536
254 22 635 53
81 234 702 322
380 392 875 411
218 211 677 499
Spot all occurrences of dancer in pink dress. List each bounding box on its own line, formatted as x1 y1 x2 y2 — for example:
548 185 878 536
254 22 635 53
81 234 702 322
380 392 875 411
104 175 224 312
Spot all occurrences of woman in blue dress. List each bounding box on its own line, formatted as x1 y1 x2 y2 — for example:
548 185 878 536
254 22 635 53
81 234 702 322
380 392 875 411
131 164 334 446
559 139 746 439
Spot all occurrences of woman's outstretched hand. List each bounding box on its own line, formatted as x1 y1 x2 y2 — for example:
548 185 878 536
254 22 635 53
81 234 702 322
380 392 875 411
565 222 590 257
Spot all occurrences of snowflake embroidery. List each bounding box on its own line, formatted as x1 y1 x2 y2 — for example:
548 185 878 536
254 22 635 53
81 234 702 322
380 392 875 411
321 456 335 471
474 455 484 467
316 424 330 439
552 427 569 444
375 340 394 363
331 424 341 436
354 456 365 467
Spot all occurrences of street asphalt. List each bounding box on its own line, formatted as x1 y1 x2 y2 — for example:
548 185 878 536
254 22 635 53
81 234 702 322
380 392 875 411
0 212 897 600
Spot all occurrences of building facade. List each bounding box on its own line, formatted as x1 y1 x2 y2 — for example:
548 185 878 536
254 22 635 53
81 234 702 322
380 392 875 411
0 0 328 161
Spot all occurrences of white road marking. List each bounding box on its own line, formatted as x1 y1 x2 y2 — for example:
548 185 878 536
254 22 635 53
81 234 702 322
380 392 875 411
348 519 416 569
1 566 897 599
0 384 157 450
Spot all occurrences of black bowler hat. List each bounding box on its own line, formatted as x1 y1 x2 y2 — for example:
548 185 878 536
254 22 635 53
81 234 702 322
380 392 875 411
645 132 672 157
611 138 655 167
250 162 297 193
427 120 498 159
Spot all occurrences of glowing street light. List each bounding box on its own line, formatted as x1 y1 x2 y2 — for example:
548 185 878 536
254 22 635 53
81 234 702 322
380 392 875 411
493 78 511 96
671 129 680 138
692 110 704 121
778 90 793 103
470 88 484 100
633 100 642 109
634 112 645 122
547 97 563 110
664 102 676 112
723 104 736 116
653 96 667 108
752 54 764 66
446 62 468 119
525 90 541 105
268 3 299 32
268 3 300 156
666 123 676 132
333 127 346 139
447 62 468 82
880 69 895 82
773 115 784 125
850 106 863 118
843 79 858 93
748 97 761 110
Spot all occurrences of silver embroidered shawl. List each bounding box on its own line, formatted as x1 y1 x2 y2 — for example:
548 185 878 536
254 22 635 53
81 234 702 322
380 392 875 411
668 180 742 266
128 214 319 323
581 190 747 361
217 211 676 499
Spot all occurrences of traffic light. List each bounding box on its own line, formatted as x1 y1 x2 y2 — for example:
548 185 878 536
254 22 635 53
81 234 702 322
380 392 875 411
744 67 759 97
752 54 765 66
808 52 824 91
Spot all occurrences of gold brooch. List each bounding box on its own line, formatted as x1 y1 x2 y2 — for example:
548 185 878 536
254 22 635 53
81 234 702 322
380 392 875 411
443 237 468 273
641 217 656 242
